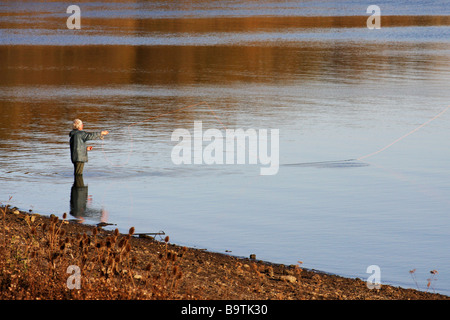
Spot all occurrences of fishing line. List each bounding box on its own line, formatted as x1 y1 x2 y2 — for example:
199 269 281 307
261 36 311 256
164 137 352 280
101 101 448 168
357 105 450 161
101 101 226 167
283 105 450 167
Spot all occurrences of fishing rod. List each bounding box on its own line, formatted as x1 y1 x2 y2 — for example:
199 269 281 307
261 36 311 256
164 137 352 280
100 102 224 167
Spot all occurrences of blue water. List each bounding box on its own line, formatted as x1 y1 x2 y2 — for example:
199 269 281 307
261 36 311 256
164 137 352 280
1 1 449 295
1 0 449 18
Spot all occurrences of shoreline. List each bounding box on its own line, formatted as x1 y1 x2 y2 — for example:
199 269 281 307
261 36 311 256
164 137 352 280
1 204 448 300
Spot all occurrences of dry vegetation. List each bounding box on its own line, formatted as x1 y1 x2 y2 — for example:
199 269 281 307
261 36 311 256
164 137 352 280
1 203 449 300
1 204 187 299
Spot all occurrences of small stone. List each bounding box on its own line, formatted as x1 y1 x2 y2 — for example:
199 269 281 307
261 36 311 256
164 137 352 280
312 274 321 281
249 254 256 260
280 275 297 283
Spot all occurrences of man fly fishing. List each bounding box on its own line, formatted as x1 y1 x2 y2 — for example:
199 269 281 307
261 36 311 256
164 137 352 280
69 119 109 175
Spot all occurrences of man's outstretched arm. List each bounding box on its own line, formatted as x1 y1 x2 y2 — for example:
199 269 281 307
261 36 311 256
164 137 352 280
85 131 108 151
83 130 109 141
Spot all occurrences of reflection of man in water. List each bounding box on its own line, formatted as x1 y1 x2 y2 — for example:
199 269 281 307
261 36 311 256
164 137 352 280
70 174 88 217
69 119 108 176
69 175 109 222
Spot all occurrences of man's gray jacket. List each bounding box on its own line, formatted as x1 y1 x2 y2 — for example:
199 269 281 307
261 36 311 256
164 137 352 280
69 129 102 163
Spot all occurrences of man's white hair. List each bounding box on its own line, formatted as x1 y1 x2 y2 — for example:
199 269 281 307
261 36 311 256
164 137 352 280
73 119 83 130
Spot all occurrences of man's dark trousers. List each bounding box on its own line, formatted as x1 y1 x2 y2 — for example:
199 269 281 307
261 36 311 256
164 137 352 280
74 162 84 175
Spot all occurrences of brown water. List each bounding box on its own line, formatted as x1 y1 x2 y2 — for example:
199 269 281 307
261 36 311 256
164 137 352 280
1 1 450 294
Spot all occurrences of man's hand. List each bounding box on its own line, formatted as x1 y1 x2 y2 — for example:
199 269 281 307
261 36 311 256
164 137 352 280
101 130 109 136
87 146 93 151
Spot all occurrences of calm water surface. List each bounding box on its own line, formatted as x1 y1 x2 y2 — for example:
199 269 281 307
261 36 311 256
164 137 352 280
1 1 450 295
